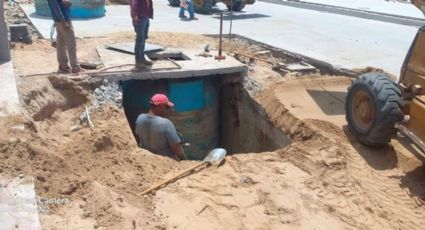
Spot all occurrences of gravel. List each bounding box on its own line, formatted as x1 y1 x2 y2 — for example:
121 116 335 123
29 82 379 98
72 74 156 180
80 79 123 123
92 79 123 108
243 77 262 96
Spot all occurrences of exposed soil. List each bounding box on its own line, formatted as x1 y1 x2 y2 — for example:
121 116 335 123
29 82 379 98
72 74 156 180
3 32 425 230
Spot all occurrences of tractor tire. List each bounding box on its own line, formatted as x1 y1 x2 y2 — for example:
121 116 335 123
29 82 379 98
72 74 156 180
168 0 181 7
345 73 404 147
226 0 247 11
193 0 214 14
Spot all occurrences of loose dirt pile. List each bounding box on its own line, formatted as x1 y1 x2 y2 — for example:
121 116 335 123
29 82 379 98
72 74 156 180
2 75 197 229
4 32 425 229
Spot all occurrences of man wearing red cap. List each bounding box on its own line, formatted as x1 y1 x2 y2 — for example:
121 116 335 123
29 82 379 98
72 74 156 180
135 94 185 160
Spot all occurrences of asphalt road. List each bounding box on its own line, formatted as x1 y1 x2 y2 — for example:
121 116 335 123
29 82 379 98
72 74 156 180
24 0 422 75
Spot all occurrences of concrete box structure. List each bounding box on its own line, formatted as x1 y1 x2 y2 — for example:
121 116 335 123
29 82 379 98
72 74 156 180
88 47 248 160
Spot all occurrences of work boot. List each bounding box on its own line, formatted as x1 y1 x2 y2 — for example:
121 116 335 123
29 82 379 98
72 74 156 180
58 65 71 73
71 65 84 73
141 59 153 66
135 62 147 69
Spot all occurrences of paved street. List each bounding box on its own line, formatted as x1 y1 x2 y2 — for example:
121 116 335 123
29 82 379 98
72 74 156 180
23 0 423 75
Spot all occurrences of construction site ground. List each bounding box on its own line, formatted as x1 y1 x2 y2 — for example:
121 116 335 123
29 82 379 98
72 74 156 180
3 31 425 230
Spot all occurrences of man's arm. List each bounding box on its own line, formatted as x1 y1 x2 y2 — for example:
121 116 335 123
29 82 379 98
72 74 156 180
47 0 66 22
166 121 185 160
171 143 185 161
130 0 139 26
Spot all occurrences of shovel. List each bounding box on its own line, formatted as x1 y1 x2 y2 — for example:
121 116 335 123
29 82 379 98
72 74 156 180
141 148 227 195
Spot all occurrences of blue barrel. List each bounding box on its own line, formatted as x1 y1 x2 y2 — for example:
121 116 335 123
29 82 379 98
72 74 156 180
34 0 105 19
168 78 219 160
121 77 219 160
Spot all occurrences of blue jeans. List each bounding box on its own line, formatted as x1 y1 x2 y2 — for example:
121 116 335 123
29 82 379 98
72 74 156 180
134 17 150 63
179 1 195 18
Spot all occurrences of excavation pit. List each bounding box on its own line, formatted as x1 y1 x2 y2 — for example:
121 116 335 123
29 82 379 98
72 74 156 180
91 48 291 160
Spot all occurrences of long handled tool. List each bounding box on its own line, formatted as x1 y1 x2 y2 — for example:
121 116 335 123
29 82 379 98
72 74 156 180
141 148 227 195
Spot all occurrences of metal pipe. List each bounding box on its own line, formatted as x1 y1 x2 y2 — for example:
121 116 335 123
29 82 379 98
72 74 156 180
23 61 182 78
215 12 225 60
219 11 223 57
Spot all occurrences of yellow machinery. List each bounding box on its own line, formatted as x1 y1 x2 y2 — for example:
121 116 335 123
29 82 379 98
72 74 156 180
346 0 425 152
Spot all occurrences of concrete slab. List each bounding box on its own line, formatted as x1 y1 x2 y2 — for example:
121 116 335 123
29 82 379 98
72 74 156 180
21 1 419 76
91 47 247 82
96 46 178 68
0 61 21 117
0 176 42 230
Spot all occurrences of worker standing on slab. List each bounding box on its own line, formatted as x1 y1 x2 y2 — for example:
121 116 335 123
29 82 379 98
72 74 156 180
130 0 154 69
47 0 82 73
135 94 185 161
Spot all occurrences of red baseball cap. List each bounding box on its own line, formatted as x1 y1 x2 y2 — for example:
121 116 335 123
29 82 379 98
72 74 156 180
150 93 174 107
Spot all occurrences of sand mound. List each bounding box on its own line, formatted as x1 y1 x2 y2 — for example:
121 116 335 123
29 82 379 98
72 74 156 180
1 76 196 229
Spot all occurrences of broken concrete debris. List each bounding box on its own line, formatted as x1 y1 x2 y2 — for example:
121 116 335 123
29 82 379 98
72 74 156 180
80 80 122 124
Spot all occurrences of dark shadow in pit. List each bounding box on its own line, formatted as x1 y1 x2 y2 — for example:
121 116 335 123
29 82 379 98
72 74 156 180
219 83 291 154
306 89 346 116
121 76 292 159
342 125 398 170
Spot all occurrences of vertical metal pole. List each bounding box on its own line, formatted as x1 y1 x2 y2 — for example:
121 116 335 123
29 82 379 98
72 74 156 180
229 0 233 40
215 11 225 60
219 11 223 58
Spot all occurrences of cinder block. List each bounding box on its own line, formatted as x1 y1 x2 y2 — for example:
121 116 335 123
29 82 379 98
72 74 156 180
9 24 32 43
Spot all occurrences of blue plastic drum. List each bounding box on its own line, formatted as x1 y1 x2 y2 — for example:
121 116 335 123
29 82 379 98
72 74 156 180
121 77 220 160
34 0 105 18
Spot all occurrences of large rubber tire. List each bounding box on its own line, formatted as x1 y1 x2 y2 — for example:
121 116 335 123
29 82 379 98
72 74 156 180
226 0 247 11
168 0 181 7
345 73 404 147
193 0 214 14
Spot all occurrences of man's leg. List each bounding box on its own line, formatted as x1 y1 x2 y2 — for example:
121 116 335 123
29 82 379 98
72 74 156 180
139 18 152 66
55 22 69 71
141 18 149 56
189 2 196 19
62 21 80 72
179 7 186 18
134 19 142 64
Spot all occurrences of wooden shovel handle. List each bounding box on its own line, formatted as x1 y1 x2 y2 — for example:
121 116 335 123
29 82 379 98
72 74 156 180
141 161 207 195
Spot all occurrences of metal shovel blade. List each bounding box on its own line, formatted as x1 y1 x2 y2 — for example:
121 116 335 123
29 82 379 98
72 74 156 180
203 148 227 163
